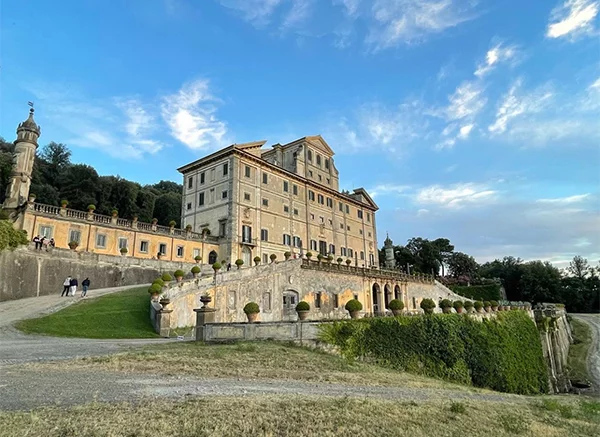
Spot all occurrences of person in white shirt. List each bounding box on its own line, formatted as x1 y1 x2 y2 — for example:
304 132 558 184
61 276 72 297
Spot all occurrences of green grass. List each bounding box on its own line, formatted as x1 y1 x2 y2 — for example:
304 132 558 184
15 287 158 339
1 396 598 437
568 318 593 383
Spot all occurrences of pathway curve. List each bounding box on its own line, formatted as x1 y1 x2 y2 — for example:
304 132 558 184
0 367 522 411
572 314 600 392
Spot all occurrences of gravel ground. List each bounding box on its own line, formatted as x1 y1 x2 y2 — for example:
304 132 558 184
0 366 522 412
572 314 600 392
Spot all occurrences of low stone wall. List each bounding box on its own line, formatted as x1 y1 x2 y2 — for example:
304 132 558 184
0 246 212 301
199 320 323 343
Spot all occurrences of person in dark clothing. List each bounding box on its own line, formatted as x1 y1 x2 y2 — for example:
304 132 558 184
227 262 231 271
33 236 40 250
69 277 78 296
81 278 91 297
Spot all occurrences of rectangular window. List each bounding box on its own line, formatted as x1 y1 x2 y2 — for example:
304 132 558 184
360 251 365 260
326 198 333 208
176 246 184 258
293 208 298 215
339 202 343 212
223 162 228 176
188 177 193 189
317 194 324 204
367 212 371 222
293 236 302 248
340 223 344 229
69 229 81 244
358 210 363 219
263 173 268 184
309 170 313 177
242 225 252 244
262 253 269 264
341 247 346 256
159 243 167 255
199 192 205 206
316 155 321 166
283 181 289 192
244 192 251 201
318 175 322 181
282 234 291 246
219 221 227 237
95 233 106 248
193 248 200 258
346 205 350 214
315 292 322 309
310 213 315 220
228 290 236 310
261 229 269 241
347 225 350 231
211 168 215 181
328 219 332 226
200 172 205 184
118 237 128 250
348 248 354 258
325 159 330 169
319 216 324 223
319 241 327 255
368 232 372 237
39 225 53 239
326 178 330 185
307 150 312 161
329 244 335 255
310 240 317 251
209 188 215 203
293 184 298 195
284 205 289 213
309 191 315 201
359 229 363 235
262 198 269 207
245 165 251 178
140 241 149 253
263 292 272 312
333 294 339 308
187 202 192 210
222 190 228 200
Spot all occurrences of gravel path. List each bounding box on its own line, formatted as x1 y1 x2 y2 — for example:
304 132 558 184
572 314 600 392
0 367 521 411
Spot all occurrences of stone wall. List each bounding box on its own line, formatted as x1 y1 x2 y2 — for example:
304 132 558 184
0 246 213 301
199 320 323 343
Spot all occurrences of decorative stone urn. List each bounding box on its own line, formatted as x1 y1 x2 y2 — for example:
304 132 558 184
349 311 360 319
200 294 212 308
246 312 259 323
297 311 309 321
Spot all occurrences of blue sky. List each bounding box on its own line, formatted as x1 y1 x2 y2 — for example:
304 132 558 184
1 0 598 266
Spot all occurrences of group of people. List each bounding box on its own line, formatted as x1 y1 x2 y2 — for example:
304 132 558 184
61 276 91 297
32 235 55 251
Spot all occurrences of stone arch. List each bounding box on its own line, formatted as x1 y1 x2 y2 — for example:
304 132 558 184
384 283 392 309
372 283 381 314
394 284 401 301
208 250 218 264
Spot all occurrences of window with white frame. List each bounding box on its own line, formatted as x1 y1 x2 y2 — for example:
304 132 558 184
282 234 291 246
140 241 149 253
39 225 53 239
293 236 302 248
193 248 201 258
159 243 167 255
95 233 107 248
176 246 184 258
310 240 317 251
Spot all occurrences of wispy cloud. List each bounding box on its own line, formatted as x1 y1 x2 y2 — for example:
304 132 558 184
415 182 497 208
281 0 314 30
218 0 283 27
333 0 361 17
474 42 519 77
161 79 229 151
546 0 599 39
537 193 591 204
368 183 412 198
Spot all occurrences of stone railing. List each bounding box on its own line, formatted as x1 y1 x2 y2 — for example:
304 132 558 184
300 258 434 284
30 201 220 243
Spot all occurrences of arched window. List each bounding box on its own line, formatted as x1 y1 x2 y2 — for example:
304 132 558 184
208 250 218 264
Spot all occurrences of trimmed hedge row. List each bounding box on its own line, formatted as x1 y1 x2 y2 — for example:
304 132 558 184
449 284 501 302
319 311 548 395
0 220 28 252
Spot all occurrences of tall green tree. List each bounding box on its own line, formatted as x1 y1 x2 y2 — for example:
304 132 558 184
447 252 479 280
153 192 181 227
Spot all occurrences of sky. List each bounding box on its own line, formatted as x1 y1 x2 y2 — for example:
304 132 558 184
0 0 598 267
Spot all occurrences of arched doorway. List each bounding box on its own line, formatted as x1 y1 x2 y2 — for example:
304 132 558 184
242 246 252 267
394 284 401 300
372 283 381 314
384 284 392 309
208 250 218 264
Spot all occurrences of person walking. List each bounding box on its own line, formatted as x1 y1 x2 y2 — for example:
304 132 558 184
61 276 72 297
32 235 40 250
69 277 78 296
81 278 90 297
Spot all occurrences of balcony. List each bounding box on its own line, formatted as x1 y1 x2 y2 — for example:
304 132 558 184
240 236 257 247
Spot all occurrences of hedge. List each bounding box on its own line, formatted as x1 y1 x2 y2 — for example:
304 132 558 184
318 311 548 395
0 220 28 252
449 284 501 302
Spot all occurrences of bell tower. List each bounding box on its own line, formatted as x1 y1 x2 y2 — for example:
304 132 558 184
3 105 41 209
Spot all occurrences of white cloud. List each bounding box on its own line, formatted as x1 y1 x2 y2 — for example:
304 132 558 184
537 194 591 204
457 123 474 139
415 183 497 208
488 79 553 134
281 0 313 30
218 0 283 27
546 0 599 39
333 0 361 17
368 184 412 198
445 81 487 121
474 43 518 77
367 0 479 49
161 79 229 151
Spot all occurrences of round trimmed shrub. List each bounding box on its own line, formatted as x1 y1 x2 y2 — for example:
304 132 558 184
194 255 202 262
388 299 404 311
148 283 162 294
296 301 310 311
169 220 176 227
490 300 499 307
120 247 128 254
337 257 343 264
235 259 244 267
253 256 261 263
474 301 484 311
269 254 277 262
439 299 453 309
420 298 436 314
161 273 173 282
345 299 363 312
284 251 292 259
317 253 324 260
464 301 474 310
173 269 185 278
346 259 352 265
111 209 118 216
87 204 96 211
60 200 68 206
327 254 334 262
152 278 164 287
483 301 491 308
453 300 464 310
191 266 201 274
306 251 313 258
243 302 260 314
212 262 222 271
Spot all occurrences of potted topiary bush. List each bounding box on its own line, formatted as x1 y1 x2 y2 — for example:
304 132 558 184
420 298 435 315
87 204 96 213
169 220 176 228
152 218 158 225
68 241 78 250
61 200 69 208
191 266 201 278
212 262 222 272
483 301 492 312
336 257 343 265
305 251 313 260
474 301 483 313
388 299 404 316
453 300 464 314
284 251 292 260
269 254 277 263
296 301 310 321
243 302 260 323
439 299 453 314
200 292 212 307
317 253 324 263
161 273 173 283
235 259 244 269
111 209 118 217
194 255 202 263
152 278 165 288
464 301 474 313
345 299 363 319
326 254 334 263
253 256 261 266
345 259 352 266
174 269 185 282
185 224 192 231
490 300 499 311
148 283 162 300
120 247 128 255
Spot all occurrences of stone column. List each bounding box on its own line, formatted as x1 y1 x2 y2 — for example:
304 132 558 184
156 309 173 338
194 307 216 342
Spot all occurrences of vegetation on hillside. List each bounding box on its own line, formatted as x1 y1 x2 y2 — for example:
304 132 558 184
0 219 28 252
568 318 594 384
320 311 549 395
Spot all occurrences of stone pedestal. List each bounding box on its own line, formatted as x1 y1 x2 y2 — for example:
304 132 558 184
157 309 173 338
194 307 216 342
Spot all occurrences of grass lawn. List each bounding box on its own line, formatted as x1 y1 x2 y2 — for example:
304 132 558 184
1 395 599 437
569 318 593 383
15 287 158 339
50 342 484 391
